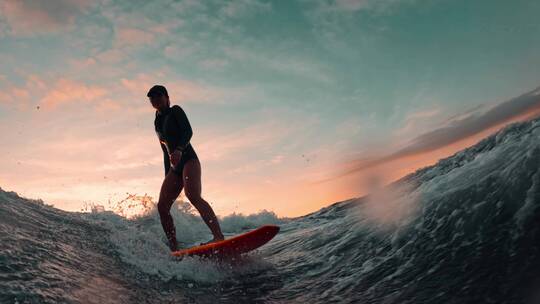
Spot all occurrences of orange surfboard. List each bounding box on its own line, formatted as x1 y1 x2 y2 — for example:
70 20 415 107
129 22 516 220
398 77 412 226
171 225 280 258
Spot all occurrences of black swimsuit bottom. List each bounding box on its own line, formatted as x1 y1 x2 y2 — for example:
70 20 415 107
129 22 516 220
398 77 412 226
170 144 198 176
154 105 198 177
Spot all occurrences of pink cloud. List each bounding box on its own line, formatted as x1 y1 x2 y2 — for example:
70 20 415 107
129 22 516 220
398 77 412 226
120 74 161 97
39 78 107 109
0 90 30 111
0 70 255 116
104 10 184 49
0 74 123 112
120 72 251 105
0 0 95 36
0 73 45 109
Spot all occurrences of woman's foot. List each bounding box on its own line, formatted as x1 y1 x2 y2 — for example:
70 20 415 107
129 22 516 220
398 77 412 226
168 238 178 252
199 236 225 246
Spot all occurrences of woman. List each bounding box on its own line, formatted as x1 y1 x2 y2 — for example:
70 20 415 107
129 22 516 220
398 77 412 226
147 84 224 252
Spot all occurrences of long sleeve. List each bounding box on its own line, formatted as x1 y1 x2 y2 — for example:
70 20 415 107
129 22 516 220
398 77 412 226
160 141 171 176
171 105 193 151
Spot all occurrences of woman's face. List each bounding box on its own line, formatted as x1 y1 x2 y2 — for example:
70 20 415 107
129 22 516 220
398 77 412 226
149 94 169 111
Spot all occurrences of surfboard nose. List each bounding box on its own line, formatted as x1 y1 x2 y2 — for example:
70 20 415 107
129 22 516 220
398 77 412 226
260 225 280 238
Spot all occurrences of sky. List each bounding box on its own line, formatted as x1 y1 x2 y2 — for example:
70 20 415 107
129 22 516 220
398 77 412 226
0 0 539 217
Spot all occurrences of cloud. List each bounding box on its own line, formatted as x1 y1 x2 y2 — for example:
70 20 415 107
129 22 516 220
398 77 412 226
120 71 261 105
333 0 370 11
0 0 96 36
39 78 107 109
220 0 272 18
196 120 291 162
195 106 321 163
301 0 414 53
21 74 143 114
0 68 261 114
98 3 185 52
170 0 207 15
95 48 126 64
199 58 228 70
223 45 333 84
113 27 155 48
0 73 143 113
395 107 441 136
164 44 197 61
303 0 411 14
228 154 284 174
0 74 52 109
68 57 98 70
0 86 30 110
339 85 540 176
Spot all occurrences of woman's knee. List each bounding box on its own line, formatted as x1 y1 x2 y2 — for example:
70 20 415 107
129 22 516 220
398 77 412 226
157 199 172 215
184 189 201 203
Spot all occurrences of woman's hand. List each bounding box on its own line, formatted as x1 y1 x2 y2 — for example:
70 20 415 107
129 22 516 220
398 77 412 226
170 149 183 167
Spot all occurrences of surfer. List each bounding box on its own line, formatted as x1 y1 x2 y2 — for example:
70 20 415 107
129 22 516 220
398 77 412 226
147 85 225 251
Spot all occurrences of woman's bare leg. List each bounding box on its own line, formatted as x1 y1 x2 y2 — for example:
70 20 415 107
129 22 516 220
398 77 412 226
183 158 225 242
157 170 183 251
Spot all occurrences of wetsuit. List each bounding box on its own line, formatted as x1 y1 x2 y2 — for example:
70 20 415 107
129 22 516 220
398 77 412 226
154 105 198 251
154 105 198 176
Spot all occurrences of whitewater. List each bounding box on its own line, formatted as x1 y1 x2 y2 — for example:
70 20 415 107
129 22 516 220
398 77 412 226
1 117 540 304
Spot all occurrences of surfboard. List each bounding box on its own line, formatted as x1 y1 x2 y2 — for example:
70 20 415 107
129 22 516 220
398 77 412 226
171 225 280 258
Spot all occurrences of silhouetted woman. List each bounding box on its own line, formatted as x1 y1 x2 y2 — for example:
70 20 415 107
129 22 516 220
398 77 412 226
147 85 224 251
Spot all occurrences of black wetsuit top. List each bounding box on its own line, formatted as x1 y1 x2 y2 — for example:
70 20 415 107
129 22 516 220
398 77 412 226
154 105 198 176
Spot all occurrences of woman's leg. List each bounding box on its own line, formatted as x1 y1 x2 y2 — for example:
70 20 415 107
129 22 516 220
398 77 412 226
158 169 183 251
183 158 225 242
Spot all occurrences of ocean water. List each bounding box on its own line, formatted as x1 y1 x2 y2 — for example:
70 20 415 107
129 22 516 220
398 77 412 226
1 117 540 304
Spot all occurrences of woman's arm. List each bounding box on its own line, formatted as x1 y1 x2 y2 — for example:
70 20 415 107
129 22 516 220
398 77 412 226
160 140 171 176
171 105 193 151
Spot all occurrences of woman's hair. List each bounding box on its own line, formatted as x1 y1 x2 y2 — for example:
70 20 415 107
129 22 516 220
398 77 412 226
147 85 168 97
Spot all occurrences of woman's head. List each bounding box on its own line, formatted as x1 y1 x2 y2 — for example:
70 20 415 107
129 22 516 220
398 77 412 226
147 85 170 111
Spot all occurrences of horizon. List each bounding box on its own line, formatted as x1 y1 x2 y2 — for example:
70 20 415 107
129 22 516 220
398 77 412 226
1 0 540 217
